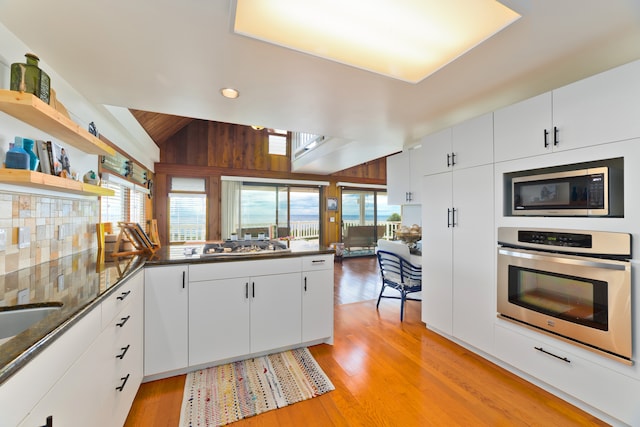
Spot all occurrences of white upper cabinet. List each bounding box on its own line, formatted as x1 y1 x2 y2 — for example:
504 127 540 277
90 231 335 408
495 59 640 162
494 92 553 162
553 59 640 152
387 145 423 205
421 127 452 175
423 113 493 175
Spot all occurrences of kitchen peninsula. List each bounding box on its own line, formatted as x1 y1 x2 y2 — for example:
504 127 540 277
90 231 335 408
0 246 334 427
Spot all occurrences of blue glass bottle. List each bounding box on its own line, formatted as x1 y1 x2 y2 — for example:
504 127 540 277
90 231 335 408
5 137 30 169
22 138 40 171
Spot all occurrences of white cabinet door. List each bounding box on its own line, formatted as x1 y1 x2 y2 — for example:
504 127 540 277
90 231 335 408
421 172 453 335
386 151 411 205
553 59 640 151
250 273 302 354
451 112 494 169
451 165 495 354
494 92 553 162
302 269 334 343
20 330 110 427
189 277 251 366
144 265 188 377
421 127 453 175
408 145 423 204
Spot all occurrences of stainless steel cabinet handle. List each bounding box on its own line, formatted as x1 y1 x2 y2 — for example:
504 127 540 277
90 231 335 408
245 282 249 299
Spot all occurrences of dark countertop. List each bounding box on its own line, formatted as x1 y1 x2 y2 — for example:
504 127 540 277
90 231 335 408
0 250 145 384
0 245 335 384
145 244 334 265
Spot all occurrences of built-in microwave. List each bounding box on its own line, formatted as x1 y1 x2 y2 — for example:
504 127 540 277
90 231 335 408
512 166 623 216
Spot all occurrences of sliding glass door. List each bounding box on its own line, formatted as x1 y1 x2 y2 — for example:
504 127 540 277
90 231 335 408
223 182 320 249
341 188 400 256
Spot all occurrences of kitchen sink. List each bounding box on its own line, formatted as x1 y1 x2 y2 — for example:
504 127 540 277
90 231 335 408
0 302 63 341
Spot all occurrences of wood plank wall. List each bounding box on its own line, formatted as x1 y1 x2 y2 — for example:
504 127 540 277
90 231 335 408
154 119 387 247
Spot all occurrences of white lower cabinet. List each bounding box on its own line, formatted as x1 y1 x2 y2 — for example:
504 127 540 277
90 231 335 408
250 272 302 353
144 265 188 377
189 277 251 365
495 323 640 426
186 255 334 372
19 270 144 427
302 255 334 343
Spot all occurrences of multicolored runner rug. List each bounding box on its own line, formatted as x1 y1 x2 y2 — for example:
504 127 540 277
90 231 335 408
179 347 335 426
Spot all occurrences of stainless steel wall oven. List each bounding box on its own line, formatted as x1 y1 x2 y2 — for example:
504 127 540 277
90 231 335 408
497 227 632 364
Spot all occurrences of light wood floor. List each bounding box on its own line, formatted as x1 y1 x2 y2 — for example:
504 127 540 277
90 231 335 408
125 256 606 426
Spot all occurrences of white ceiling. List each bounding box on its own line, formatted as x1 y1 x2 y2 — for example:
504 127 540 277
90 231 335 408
1 0 639 173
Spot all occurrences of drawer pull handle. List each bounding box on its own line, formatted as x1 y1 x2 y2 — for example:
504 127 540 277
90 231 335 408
311 259 325 264
116 373 130 392
116 344 131 359
304 276 307 292
116 315 131 327
534 346 570 363
117 290 131 301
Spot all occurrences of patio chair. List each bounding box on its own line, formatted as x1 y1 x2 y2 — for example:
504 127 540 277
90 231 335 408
375 249 422 321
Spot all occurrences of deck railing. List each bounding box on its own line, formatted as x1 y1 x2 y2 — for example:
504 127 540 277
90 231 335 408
170 220 402 243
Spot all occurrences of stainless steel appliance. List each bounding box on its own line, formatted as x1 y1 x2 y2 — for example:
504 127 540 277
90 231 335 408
512 166 622 216
497 227 632 364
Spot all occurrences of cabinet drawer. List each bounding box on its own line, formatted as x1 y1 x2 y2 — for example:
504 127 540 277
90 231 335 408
495 324 640 425
101 270 142 329
189 257 302 282
302 255 333 271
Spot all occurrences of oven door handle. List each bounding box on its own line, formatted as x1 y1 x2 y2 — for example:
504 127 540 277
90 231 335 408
498 248 628 271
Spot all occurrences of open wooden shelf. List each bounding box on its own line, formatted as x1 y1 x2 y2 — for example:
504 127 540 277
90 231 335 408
0 169 115 196
0 89 116 156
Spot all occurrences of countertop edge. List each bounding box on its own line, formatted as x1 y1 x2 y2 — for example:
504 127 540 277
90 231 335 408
0 263 145 385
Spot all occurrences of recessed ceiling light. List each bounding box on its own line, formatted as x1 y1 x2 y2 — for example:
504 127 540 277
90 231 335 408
234 0 520 83
251 125 265 130
221 88 239 99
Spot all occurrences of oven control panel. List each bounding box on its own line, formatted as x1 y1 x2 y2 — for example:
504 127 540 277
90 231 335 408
518 230 592 248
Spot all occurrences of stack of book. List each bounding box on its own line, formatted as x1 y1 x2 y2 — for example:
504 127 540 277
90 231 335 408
35 140 70 177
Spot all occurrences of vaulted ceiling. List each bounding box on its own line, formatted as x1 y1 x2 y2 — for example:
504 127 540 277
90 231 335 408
129 110 194 147
1 1 639 173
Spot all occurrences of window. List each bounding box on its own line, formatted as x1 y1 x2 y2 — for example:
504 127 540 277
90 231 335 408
268 129 288 156
100 173 150 232
169 177 207 243
221 178 322 248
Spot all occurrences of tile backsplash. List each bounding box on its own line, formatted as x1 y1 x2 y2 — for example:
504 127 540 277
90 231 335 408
0 191 97 275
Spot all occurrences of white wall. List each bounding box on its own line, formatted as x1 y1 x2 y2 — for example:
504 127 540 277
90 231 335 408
0 22 159 171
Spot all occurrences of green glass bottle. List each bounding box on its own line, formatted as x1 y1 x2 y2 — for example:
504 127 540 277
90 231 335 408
10 53 51 104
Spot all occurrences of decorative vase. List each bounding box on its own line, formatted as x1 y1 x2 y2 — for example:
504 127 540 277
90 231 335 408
10 53 51 104
5 137 30 170
22 138 40 171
